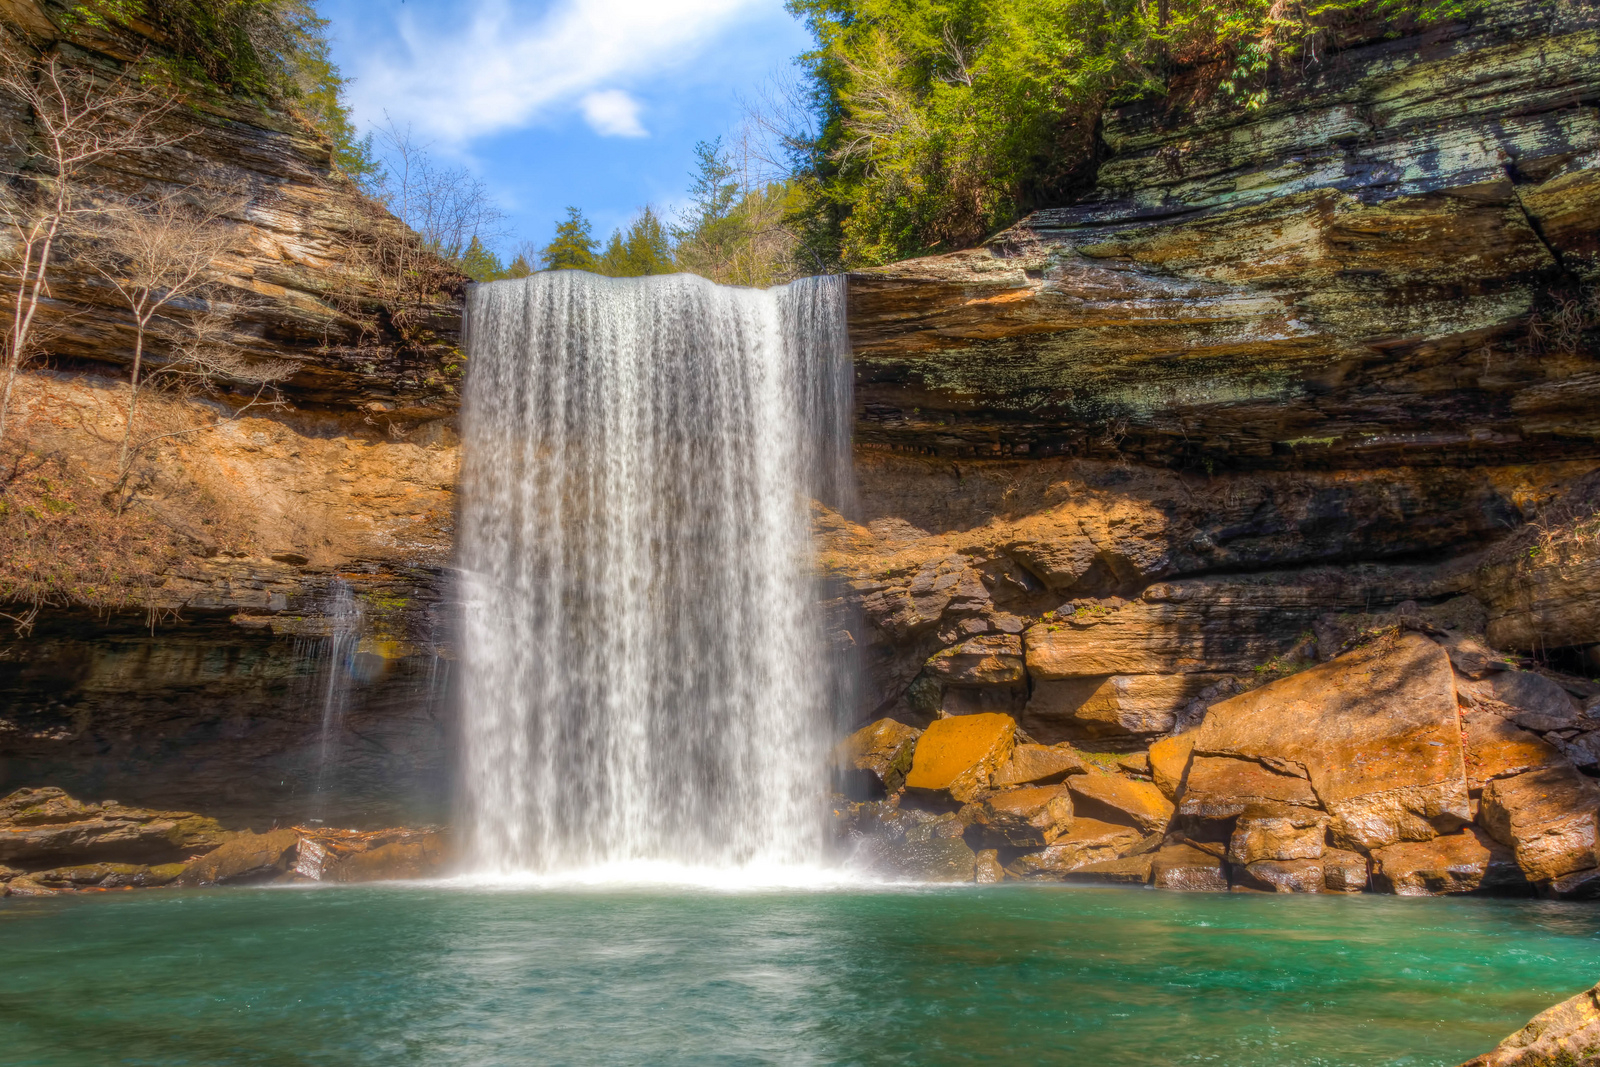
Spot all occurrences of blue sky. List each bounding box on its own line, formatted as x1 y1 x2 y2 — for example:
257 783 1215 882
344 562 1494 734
316 0 815 259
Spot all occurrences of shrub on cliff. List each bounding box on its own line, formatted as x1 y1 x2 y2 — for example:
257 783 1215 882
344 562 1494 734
788 0 1478 266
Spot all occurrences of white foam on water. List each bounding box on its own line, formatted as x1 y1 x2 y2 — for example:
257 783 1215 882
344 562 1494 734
457 271 853 878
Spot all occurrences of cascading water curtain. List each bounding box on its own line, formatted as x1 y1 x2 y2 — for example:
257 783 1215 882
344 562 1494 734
458 272 853 873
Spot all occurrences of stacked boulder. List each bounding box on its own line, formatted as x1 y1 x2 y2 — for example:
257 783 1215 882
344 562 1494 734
0 786 448 895
834 630 1600 896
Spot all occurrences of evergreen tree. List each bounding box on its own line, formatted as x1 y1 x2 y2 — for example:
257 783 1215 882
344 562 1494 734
596 206 675 277
505 254 534 278
540 207 598 271
458 235 507 282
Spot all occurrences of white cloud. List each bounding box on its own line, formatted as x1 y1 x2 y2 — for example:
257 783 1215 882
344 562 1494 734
342 0 764 146
580 89 648 137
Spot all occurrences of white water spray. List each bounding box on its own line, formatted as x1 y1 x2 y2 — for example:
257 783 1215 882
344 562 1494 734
457 271 852 874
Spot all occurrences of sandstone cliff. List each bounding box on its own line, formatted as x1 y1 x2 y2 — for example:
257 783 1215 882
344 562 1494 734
1 0 1597 830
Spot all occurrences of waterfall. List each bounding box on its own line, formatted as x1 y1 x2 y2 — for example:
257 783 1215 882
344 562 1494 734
457 271 852 874
308 578 363 824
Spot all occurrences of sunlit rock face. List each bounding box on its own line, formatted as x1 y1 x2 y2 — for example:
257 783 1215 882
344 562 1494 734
846 0 1600 467
827 0 1600 733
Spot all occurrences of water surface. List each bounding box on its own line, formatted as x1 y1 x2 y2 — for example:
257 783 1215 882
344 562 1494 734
2 883 1596 1066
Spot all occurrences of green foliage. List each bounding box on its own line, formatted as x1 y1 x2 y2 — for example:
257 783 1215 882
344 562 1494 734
788 0 1481 266
671 140 809 286
505 255 534 279
539 207 599 272
458 236 507 282
596 206 675 278
61 0 378 182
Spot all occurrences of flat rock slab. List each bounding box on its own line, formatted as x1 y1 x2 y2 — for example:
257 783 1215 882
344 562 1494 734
1150 843 1228 892
1005 818 1145 880
1180 755 1320 818
905 713 1016 803
1372 828 1526 896
1191 633 1470 850
962 785 1074 847
1068 773 1174 834
992 744 1086 787
0 787 229 868
1480 765 1600 882
1462 711 1564 794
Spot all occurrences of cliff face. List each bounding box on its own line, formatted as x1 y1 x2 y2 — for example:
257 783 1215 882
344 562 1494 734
2 0 1598 825
829 0 1600 737
0 1 461 826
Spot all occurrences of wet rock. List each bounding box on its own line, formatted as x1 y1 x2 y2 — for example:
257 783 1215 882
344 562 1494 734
845 806 978 883
1148 732 1196 801
974 849 1005 883
1480 765 1600 882
177 829 299 886
0 787 230 868
1067 772 1174 834
1455 980 1600 1067
1321 849 1370 893
991 743 1086 787
1061 854 1154 885
904 712 1016 804
1546 867 1600 900
1372 828 1528 896
1005 818 1144 880
962 785 1075 848
1228 804 1329 866
1190 634 1470 851
1235 859 1325 894
1149 843 1228 892
328 835 447 882
31 862 183 889
4 875 58 897
835 719 923 797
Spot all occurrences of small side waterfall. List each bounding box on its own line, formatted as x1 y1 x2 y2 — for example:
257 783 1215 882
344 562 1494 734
458 271 852 874
309 579 363 823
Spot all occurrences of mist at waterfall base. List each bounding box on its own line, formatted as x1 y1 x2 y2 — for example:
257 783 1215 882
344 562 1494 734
456 270 853 879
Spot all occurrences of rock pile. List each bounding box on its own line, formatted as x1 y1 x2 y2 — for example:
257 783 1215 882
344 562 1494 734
835 629 1600 895
0 787 447 896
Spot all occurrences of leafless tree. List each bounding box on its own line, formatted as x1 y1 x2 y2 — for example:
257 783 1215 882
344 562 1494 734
0 32 182 447
84 186 298 491
370 117 505 260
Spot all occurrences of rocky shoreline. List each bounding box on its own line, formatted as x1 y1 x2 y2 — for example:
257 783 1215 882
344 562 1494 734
835 619 1600 898
0 786 447 897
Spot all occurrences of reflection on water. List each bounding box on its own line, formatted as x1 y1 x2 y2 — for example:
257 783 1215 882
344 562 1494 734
2 885 1596 1066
